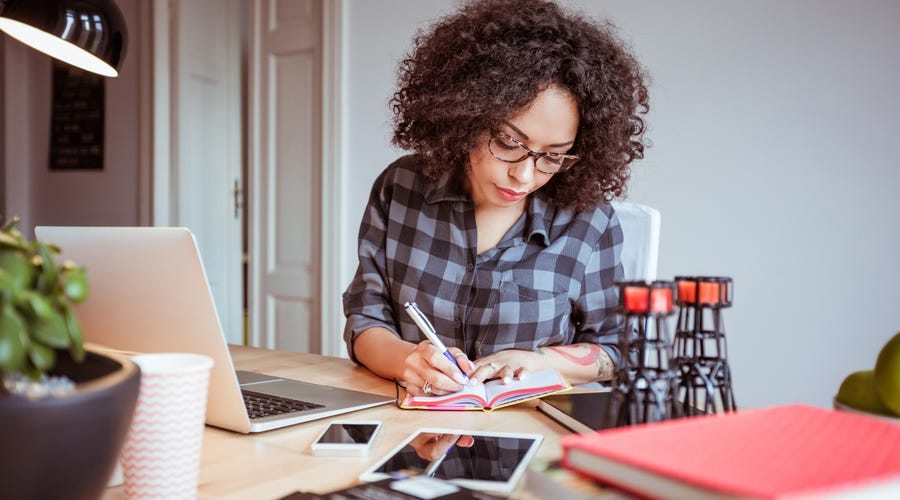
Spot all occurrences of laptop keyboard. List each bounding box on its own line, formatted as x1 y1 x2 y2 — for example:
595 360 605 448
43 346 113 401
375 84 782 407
242 390 325 419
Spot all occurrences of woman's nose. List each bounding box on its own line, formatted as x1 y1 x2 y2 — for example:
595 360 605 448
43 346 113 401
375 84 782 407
508 156 536 184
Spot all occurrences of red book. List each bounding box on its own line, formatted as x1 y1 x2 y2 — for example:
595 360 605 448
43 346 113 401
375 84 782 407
561 404 900 499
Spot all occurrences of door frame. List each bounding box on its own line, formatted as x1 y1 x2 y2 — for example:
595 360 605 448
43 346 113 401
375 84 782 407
137 0 153 227
148 0 171 227
145 0 345 355
320 0 345 356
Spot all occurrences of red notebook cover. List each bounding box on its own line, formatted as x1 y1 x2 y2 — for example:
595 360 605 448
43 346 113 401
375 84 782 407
561 404 900 499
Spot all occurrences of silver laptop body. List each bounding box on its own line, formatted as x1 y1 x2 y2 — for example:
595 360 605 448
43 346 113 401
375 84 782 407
35 226 392 433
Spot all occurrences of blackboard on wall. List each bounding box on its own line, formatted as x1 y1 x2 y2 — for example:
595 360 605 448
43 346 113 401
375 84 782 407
49 61 104 170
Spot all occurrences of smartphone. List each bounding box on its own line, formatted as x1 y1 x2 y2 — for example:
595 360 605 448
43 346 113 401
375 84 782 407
310 420 383 456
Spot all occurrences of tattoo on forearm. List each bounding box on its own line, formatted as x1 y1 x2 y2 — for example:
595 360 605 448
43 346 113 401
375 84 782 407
545 344 613 380
595 350 613 380
545 344 603 366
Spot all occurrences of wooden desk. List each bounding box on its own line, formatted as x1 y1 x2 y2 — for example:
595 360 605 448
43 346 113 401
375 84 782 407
103 345 573 499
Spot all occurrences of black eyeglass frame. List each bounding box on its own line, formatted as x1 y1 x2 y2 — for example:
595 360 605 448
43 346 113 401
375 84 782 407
488 131 580 175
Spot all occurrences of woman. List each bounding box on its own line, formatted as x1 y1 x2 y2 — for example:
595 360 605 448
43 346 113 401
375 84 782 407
343 0 649 396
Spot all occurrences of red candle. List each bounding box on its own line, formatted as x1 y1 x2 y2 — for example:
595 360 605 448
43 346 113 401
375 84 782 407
678 280 696 303
698 281 721 304
623 285 672 313
650 287 672 313
623 285 649 312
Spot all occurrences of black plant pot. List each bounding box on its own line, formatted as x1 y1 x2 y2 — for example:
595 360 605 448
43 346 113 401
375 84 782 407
0 347 141 500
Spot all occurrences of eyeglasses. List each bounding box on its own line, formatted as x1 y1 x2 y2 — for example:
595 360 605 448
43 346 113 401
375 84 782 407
488 131 580 175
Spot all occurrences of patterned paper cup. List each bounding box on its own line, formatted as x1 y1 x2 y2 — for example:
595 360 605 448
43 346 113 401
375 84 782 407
121 353 214 499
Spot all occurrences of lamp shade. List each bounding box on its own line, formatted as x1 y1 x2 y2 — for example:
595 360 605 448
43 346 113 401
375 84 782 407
0 0 127 77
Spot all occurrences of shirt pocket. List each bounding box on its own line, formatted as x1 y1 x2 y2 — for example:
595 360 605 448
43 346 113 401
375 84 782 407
479 281 571 354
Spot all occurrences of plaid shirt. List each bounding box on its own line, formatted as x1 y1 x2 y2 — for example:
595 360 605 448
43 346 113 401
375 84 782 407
342 155 624 367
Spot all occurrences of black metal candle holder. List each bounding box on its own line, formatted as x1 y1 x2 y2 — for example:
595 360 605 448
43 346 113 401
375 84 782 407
672 276 737 415
607 280 680 427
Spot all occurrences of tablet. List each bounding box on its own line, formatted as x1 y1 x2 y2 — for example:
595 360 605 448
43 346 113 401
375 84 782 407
359 428 543 494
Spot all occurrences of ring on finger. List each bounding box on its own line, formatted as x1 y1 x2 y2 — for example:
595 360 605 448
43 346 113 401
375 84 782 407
422 380 433 394
488 361 500 371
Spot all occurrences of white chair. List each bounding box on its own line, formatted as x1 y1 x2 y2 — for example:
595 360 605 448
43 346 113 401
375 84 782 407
578 201 660 390
611 201 661 282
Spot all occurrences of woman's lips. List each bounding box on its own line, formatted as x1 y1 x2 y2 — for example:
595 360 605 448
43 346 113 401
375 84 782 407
497 186 527 202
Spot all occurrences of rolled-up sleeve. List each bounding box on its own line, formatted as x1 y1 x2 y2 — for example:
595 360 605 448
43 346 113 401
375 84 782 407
342 170 400 363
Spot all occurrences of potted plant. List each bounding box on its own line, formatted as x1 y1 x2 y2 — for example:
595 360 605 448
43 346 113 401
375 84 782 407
0 218 141 500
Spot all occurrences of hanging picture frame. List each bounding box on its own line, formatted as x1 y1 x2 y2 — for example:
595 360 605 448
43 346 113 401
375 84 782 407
49 60 105 170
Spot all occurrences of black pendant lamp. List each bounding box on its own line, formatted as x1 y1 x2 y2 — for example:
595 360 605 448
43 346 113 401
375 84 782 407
0 0 127 77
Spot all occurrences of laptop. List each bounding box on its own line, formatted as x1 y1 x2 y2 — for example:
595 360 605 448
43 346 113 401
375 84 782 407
34 226 393 434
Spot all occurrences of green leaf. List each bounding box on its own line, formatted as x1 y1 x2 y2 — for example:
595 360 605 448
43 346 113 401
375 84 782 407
0 250 34 290
36 243 59 295
0 230 25 250
0 306 28 374
1 217 19 232
62 266 88 303
0 269 15 295
24 291 55 319
28 341 55 372
21 365 41 381
63 305 85 362
32 311 70 348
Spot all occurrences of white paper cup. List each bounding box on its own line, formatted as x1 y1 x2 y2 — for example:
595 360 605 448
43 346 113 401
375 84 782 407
120 353 214 499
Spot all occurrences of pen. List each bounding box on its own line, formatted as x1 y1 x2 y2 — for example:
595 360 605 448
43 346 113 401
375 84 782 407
404 301 471 386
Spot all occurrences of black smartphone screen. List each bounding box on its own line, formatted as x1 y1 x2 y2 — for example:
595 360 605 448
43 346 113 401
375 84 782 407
317 423 379 444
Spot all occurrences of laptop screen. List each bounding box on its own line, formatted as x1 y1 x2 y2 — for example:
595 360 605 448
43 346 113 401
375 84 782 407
34 226 252 432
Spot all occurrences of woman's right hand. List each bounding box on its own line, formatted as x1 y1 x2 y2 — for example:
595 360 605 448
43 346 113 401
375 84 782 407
401 341 474 396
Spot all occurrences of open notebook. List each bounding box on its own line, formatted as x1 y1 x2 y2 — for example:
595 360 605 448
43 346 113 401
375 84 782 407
400 369 571 411
35 226 392 433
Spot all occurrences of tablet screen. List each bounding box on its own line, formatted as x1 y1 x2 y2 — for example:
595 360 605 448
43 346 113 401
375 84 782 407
359 428 543 493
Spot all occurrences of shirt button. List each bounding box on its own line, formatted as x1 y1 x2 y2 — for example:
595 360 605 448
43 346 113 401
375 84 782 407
466 263 474 272
454 319 462 328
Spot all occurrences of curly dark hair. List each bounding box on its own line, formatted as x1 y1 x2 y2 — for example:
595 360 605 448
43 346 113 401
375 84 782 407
390 0 649 211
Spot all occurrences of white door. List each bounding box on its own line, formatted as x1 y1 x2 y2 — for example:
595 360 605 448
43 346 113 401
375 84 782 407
248 0 323 352
170 0 244 344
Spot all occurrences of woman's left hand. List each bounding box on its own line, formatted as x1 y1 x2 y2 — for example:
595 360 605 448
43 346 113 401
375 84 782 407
471 349 535 385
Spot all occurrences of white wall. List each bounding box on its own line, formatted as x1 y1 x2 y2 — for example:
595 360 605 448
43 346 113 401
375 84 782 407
343 0 900 409
2 38 41 232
